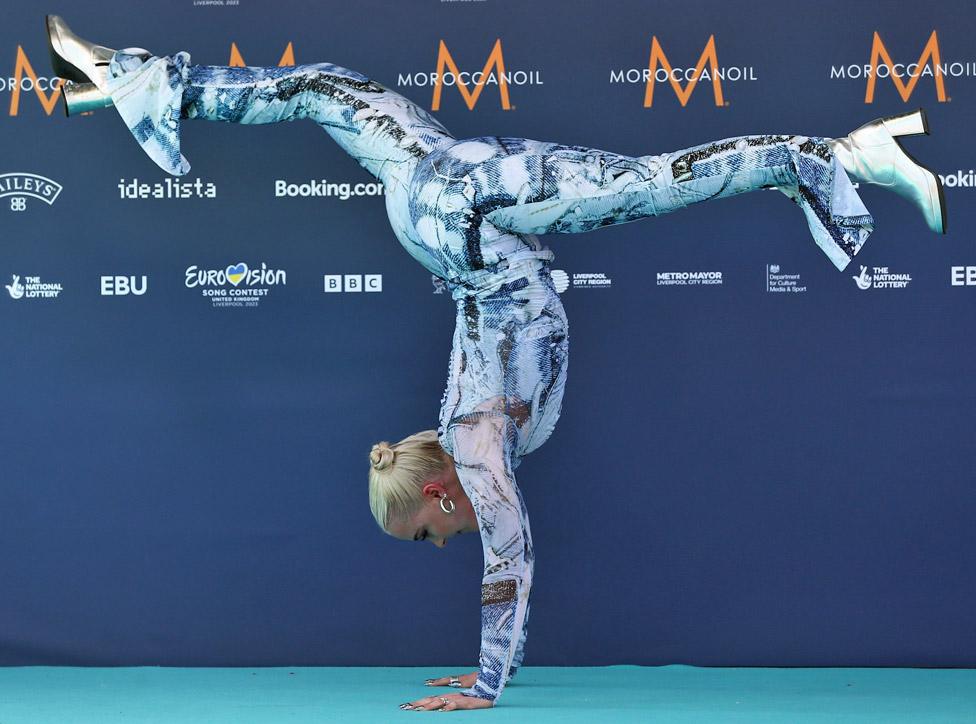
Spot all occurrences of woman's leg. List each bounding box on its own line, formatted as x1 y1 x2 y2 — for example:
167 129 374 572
103 50 455 184
419 135 872 271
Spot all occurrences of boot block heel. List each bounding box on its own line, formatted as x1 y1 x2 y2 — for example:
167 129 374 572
61 81 113 117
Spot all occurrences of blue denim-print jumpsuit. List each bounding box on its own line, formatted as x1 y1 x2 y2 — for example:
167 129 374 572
103 49 874 704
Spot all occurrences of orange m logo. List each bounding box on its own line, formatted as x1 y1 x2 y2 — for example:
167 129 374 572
865 31 946 103
644 35 724 107
228 42 296 67
8 46 63 116
431 39 512 111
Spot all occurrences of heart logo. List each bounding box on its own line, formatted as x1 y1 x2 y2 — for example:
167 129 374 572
226 263 248 286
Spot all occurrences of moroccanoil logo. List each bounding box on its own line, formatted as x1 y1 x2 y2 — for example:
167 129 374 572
4 46 66 117
397 40 543 111
4 42 300 117
227 42 295 67
610 36 757 107
830 31 974 103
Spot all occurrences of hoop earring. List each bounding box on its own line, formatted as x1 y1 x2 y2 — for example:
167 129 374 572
439 496 456 514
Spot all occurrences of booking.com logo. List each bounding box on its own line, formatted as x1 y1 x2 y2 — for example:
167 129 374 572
274 179 384 199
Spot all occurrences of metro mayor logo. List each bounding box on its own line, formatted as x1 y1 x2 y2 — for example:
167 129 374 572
610 36 757 107
829 31 973 103
657 271 723 286
397 39 543 111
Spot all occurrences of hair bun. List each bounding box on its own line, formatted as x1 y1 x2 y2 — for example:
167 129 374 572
369 443 395 471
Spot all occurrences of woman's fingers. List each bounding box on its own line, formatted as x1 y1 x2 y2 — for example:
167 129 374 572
423 676 450 687
401 695 449 711
399 693 493 711
423 671 479 688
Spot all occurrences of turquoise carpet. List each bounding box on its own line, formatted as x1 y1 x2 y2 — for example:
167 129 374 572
1 665 974 723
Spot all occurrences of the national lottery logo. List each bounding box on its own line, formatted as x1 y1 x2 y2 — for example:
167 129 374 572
852 265 912 290
185 262 286 308
0 173 63 212
656 271 722 286
766 264 807 293
5 274 63 300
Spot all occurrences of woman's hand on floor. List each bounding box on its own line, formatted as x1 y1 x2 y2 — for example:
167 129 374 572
399 693 493 711
423 671 479 689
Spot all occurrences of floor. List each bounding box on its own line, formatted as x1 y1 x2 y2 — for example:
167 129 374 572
1 664 974 723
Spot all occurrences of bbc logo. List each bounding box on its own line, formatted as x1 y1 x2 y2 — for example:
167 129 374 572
324 274 383 292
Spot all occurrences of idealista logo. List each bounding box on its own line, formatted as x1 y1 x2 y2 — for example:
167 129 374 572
1 172 62 211
324 275 383 292
100 276 147 296
852 265 912 290
398 39 543 111
5 274 63 299
830 31 973 103
610 36 757 107
119 178 217 199
186 262 286 308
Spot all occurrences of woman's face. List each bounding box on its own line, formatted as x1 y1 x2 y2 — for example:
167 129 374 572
385 462 479 547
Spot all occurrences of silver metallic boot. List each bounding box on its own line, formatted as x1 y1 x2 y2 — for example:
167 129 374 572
45 14 117 116
828 108 947 234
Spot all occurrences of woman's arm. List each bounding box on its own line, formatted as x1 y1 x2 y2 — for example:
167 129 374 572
445 412 534 705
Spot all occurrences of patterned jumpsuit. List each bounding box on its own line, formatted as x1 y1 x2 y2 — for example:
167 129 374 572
103 49 874 704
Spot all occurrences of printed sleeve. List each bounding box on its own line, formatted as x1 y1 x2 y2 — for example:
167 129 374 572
445 413 534 704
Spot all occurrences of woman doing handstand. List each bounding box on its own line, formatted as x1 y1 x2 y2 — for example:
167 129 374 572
46 14 946 713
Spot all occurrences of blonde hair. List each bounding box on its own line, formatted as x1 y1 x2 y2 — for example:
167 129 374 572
368 429 449 532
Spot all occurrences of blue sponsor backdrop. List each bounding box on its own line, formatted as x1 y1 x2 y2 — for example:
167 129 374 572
1 0 974 667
